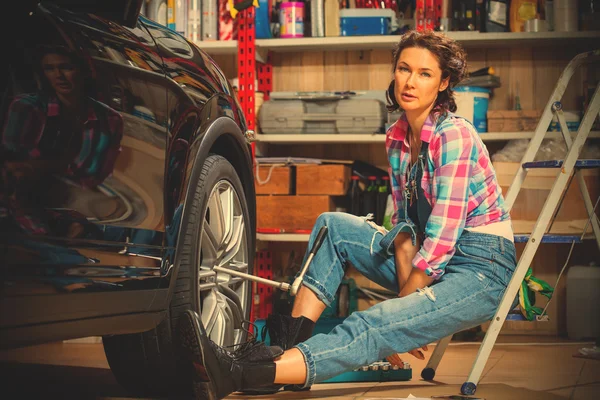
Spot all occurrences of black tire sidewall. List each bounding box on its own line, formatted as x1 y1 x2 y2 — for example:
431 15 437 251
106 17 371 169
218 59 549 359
174 153 253 336
103 154 253 396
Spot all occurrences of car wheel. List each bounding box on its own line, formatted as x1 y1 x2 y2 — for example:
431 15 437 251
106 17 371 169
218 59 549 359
103 154 253 396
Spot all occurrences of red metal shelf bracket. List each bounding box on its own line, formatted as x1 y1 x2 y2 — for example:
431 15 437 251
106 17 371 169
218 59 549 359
258 53 272 101
237 7 256 132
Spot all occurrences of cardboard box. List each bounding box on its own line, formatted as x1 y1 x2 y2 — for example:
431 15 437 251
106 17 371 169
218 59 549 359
255 165 293 195
487 110 542 132
257 195 334 231
493 161 599 234
296 165 351 195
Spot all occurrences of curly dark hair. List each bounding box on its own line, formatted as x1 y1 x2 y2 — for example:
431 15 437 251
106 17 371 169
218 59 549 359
386 30 468 115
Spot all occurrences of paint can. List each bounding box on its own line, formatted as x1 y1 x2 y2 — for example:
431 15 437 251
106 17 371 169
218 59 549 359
454 86 491 133
280 2 304 38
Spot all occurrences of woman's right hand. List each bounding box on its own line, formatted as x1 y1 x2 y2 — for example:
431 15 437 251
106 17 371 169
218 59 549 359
386 345 429 366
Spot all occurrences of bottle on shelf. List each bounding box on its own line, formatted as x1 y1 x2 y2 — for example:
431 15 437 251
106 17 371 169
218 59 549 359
376 176 390 226
348 175 362 216
361 176 378 218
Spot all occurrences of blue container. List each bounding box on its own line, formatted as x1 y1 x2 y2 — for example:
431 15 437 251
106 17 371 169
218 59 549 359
341 17 389 36
255 0 273 39
454 86 491 132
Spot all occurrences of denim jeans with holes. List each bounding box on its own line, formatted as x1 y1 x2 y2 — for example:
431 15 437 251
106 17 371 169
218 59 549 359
294 212 517 387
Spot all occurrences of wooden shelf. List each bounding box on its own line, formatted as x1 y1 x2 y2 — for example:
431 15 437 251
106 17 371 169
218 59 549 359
196 31 600 55
257 232 597 243
194 39 237 55
255 131 600 144
257 233 310 242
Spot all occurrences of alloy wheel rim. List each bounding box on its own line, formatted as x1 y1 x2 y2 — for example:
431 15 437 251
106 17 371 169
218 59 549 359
197 179 249 347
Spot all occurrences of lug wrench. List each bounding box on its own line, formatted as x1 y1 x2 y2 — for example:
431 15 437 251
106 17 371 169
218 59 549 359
213 225 328 296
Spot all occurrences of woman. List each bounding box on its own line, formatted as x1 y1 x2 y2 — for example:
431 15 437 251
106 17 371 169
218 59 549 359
178 30 517 399
1 44 122 236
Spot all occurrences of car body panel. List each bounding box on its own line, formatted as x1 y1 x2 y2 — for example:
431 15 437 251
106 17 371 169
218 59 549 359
0 1 253 349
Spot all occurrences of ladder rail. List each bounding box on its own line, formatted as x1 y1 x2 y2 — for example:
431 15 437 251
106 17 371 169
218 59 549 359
423 335 452 374
556 107 600 250
464 74 600 388
504 50 600 210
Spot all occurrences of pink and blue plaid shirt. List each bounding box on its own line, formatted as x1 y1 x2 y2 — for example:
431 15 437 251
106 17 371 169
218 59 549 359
1 94 123 234
386 112 510 279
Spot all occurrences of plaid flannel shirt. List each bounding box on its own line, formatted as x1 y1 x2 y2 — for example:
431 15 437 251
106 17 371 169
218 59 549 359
1 94 123 234
2 94 123 187
386 112 510 279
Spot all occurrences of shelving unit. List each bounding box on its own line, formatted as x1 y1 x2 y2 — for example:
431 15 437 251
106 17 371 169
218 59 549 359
257 233 310 242
258 232 597 243
255 131 600 144
196 31 600 55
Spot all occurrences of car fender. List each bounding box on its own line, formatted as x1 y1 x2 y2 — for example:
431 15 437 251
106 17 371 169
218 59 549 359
161 104 255 307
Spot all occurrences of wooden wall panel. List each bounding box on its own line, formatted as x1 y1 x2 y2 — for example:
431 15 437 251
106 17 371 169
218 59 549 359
211 54 237 80
368 50 394 90
486 49 512 110
507 48 535 110
300 51 325 91
346 50 372 90
272 52 303 91
465 48 487 75
324 52 349 90
265 142 389 171
259 45 587 170
212 44 584 115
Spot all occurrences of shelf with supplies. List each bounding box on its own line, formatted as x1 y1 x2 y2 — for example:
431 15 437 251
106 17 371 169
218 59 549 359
255 131 600 144
195 40 238 54
195 31 600 56
257 233 311 242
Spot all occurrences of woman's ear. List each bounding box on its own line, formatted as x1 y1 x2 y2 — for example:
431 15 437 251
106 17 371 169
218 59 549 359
439 77 450 92
386 79 398 109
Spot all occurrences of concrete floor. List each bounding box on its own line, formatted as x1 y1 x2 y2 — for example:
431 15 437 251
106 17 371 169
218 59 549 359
0 338 598 399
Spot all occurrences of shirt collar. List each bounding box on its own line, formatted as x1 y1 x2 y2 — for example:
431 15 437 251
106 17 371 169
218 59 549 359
46 96 98 122
387 111 439 144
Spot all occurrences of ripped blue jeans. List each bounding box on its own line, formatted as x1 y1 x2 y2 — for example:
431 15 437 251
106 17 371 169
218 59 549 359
295 212 517 387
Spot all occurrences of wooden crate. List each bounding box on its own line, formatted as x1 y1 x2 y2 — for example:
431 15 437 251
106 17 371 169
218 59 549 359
494 161 599 234
487 110 542 132
296 164 351 195
257 195 334 230
255 165 293 195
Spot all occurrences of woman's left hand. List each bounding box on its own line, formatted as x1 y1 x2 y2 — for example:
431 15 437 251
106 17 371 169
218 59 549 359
386 345 429 366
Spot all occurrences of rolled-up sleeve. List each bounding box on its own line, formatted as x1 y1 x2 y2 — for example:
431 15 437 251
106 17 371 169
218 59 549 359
412 123 476 279
386 135 405 226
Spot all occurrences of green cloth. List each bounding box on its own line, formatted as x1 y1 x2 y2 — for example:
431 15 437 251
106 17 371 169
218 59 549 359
518 267 554 321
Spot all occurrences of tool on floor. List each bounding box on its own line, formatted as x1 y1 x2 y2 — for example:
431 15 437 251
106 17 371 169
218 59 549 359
421 50 600 397
213 226 328 296
321 360 412 383
254 317 413 383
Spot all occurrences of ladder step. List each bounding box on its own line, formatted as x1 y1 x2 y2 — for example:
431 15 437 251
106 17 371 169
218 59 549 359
514 234 582 243
522 159 600 169
506 312 549 322
506 313 528 321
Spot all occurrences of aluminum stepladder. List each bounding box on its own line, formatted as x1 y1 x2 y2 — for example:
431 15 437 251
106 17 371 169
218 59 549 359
421 50 600 396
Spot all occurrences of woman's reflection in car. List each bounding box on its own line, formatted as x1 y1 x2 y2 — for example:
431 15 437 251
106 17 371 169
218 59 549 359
0 44 123 239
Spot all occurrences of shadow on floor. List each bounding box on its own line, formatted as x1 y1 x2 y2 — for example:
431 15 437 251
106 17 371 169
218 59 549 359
0 362 158 399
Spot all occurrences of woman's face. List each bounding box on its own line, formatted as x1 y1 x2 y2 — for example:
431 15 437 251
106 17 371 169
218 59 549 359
394 47 449 114
41 53 81 97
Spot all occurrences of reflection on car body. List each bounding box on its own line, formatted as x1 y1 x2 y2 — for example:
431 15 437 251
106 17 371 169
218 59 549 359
1 2 255 395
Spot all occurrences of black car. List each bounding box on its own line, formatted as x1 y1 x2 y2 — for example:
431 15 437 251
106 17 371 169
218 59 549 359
0 0 256 396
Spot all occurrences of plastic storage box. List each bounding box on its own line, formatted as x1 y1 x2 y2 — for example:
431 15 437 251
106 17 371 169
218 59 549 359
341 17 389 36
567 265 600 340
258 97 386 134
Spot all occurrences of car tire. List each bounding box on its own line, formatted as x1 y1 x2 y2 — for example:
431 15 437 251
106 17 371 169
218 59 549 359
103 154 253 397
